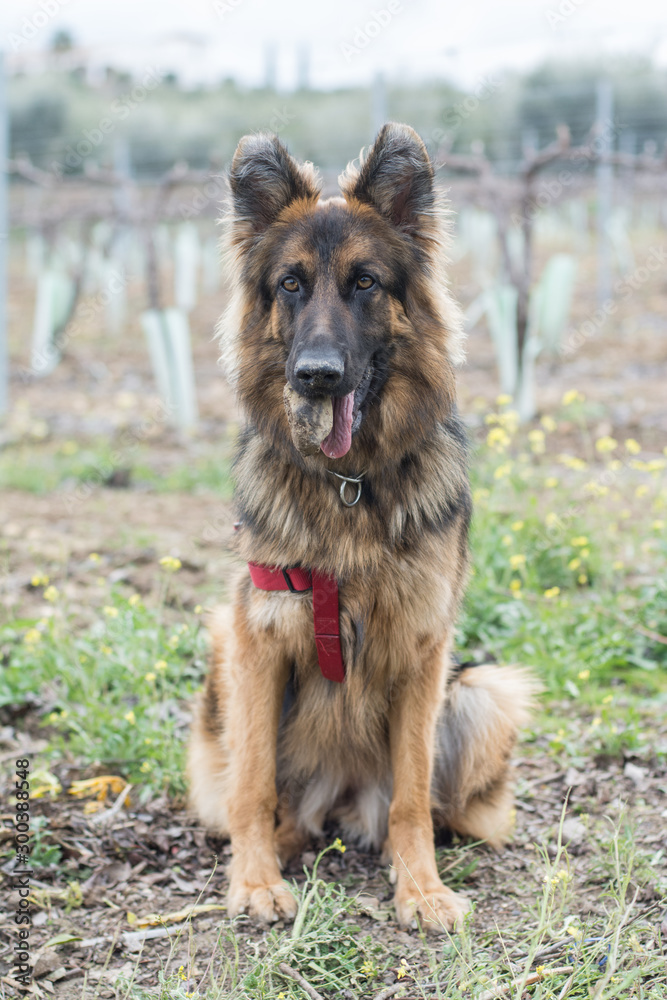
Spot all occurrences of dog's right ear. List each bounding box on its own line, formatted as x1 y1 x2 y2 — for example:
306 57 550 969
229 133 320 239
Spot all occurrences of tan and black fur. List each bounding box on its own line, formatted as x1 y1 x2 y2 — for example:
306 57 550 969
188 124 537 932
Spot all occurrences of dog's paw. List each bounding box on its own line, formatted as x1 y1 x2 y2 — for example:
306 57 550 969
227 878 298 924
394 883 469 933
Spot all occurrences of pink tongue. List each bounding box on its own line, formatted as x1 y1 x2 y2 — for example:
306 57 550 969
320 392 355 459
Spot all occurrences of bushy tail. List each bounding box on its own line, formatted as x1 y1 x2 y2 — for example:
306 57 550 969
432 664 540 847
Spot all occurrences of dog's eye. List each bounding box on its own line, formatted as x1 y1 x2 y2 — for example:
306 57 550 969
356 275 375 290
281 276 300 293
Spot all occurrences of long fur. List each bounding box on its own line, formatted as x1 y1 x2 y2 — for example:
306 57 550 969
188 124 537 932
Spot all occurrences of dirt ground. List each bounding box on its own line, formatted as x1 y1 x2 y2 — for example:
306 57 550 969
2 706 665 996
1 228 666 994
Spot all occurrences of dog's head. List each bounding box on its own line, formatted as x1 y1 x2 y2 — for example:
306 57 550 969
220 123 464 465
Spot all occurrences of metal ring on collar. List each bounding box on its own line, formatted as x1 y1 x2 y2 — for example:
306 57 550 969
327 470 365 507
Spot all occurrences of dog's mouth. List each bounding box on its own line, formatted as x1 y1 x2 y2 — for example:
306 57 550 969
320 365 373 459
283 364 374 460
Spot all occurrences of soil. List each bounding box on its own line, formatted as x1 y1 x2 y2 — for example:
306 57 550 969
1 227 666 994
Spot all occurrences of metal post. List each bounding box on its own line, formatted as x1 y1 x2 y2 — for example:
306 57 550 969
596 79 614 307
0 52 9 417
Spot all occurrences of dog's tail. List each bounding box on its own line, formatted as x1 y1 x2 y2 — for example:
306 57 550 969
432 664 540 848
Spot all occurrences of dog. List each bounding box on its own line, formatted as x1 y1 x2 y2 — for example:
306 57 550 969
188 123 536 932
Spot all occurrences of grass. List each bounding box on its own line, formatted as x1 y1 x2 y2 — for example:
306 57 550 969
0 437 235 496
91 828 665 999
2 392 666 997
1 565 207 799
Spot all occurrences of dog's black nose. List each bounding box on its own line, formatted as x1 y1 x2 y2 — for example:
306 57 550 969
294 355 344 391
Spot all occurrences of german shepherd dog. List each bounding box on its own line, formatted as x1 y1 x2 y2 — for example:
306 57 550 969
188 123 535 932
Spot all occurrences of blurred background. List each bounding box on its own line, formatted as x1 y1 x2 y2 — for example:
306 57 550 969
0 0 666 611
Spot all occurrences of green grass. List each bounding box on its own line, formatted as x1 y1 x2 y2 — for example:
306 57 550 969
2 396 666 997
95 827 665 999
0 439 234 496
1 571 207 799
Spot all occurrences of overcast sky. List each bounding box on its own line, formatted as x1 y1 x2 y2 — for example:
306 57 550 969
2 0 667 89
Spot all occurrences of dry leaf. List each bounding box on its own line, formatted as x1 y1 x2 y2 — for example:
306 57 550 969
129 903 226 928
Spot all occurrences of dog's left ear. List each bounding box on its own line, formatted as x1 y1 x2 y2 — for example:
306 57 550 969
341 123 434 234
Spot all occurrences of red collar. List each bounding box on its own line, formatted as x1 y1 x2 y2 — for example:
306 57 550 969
247 562 345 683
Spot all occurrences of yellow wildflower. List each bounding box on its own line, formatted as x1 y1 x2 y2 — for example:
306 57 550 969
652 520 664 531
568 557 581 570
612 560 624 570
545 476 559 488
511 520 524 531
129 594 141 607
43 585 59 602
509 554 526 570
541 415 557 432
562 389 585 406
528 428 545 453
509 579 522 592
624 438 641 454
333 837 346 853
145 672 156 682
494 462 512 480
603 694 613 704
395 958 410 980
31 573 49 587
140 761 153 773
545 512 560 529
103 606 119 618
23 628 42 646
89 552 101 563
558 453 587 471
592 716 601 727
635 485 649 498
155 659 168 671
496 394 513 406
578 669 590 680
487 426 510 451
502 534 513 546
578 573 588 585
124 710 136 725
194 604 203 614
571 536 588 547
159 556 182 572
595 436 617 453
544 586 560 599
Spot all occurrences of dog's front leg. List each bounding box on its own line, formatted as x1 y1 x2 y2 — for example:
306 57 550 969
388 643 470 932
225 610 297 924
